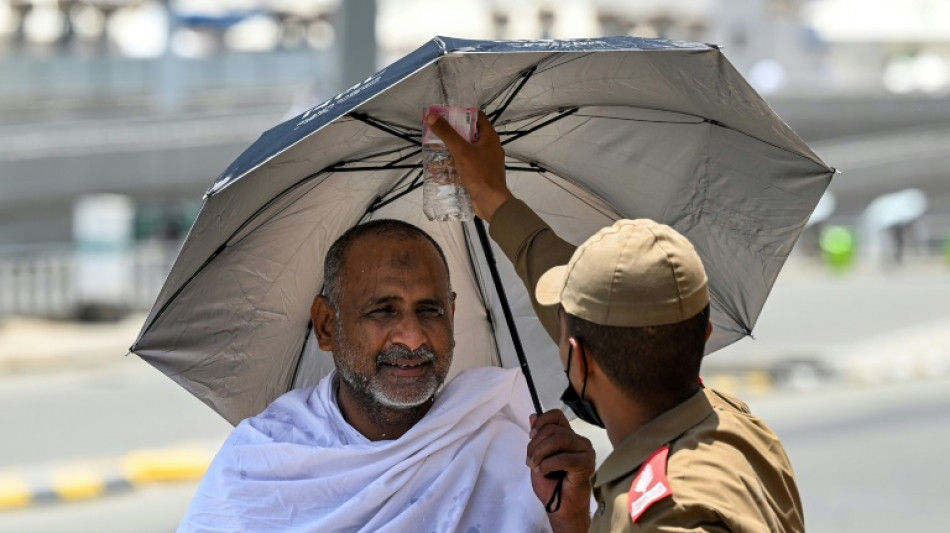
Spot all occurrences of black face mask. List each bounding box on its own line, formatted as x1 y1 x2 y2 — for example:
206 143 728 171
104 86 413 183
560 344 605 428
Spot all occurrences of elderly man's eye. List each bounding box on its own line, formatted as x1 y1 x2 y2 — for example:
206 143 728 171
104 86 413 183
418 306 444 318
366 307 395 318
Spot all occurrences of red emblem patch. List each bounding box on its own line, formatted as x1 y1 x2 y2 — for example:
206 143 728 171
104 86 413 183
627 445 673 523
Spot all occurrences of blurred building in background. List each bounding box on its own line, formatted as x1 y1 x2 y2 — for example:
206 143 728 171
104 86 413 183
1 0 949 319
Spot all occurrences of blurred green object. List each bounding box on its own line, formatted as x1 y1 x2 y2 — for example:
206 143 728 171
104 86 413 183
820 225 857 272
944 232 950 267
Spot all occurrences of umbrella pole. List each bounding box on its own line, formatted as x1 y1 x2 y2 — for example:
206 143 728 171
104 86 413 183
472 218 544 415
473 217 565 513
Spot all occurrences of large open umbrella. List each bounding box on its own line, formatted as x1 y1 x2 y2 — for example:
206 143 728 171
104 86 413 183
131 36 835 425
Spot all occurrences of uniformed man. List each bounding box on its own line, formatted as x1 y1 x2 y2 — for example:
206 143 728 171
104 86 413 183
428 112 804 532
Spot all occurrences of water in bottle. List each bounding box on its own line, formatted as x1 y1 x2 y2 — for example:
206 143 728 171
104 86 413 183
421 105 477 222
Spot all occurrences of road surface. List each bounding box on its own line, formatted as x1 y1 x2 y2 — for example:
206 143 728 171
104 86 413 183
2 359 949 532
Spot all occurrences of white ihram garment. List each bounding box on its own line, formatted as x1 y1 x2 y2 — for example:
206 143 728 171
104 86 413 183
178 366 551 533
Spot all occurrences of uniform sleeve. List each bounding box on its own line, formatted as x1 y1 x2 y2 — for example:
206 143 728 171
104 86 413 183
635 453 799 533
635 499 735 533
598 488 734 533
487 199 576 344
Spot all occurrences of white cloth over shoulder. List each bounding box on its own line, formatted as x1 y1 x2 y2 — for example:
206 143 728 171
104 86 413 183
178 367 551 533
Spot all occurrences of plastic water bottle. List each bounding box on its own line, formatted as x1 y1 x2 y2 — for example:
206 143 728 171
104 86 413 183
421 105 476 222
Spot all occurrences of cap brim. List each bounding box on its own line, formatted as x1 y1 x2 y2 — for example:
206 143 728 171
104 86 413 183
535 265 568 306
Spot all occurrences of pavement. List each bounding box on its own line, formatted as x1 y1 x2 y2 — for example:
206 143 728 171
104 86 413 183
0 447 214 511
0 313 224 512
705 256 950 390
2 256 950 512
0 314 143 374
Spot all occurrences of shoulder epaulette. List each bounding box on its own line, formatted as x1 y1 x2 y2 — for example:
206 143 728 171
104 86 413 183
628 445 673 523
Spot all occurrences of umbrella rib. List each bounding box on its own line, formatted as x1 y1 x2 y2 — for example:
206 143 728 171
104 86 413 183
387 147 422 166
484 51 592 122
484 51 573 122
501 156 618 220
705 119 821 162
358 163 548 213
533 52 596 75
500 107 579 146
326 164 420 172
504 108 824 171
496 110 561 132
487 65 538 123
504 164 546 172
573 111 703 125
531 170 620 221
369 168 425 212
337 145 419 166
348 112 419 145
328 148 422 173
572 110 829 166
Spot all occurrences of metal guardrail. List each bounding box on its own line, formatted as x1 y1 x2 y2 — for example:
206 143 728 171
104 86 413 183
0 242 176 319
0 49 337 109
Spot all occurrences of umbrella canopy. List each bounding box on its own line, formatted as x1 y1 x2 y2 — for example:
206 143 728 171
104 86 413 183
132 36 834 425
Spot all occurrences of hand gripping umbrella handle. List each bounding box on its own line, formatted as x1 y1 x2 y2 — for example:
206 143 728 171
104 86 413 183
472 218 566 513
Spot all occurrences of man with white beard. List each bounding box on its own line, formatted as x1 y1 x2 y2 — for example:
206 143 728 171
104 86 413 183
178 220 551 533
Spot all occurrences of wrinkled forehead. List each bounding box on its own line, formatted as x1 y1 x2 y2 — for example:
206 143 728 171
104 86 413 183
342 233 450 287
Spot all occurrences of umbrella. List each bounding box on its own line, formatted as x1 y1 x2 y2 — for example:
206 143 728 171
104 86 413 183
131 36 835 425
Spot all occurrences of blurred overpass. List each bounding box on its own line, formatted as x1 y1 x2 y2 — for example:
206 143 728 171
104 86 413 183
4 93 950 245
0 106 288 244
812 123 950 219
2 90 949 319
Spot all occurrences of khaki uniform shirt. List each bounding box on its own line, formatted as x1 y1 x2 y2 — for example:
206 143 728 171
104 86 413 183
589 388 803 532
490 199 804 532
488 199 576 343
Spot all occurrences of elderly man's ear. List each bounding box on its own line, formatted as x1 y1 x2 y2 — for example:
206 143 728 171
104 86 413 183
311 295 336 351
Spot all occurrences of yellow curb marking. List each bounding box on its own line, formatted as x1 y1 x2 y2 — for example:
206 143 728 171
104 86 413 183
51 468 105 501
0 476 31 510
121 448 213 484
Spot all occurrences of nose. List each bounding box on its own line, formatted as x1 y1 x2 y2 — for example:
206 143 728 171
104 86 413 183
389 312 427 351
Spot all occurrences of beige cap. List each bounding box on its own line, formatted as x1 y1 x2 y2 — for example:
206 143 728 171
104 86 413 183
536 219 709 327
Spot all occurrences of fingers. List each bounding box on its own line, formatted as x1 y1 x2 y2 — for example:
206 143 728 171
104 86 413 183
533 449 594 480
425 114 470 154
530 409 573 434
425 109 513 222
527 410 595 479
527 410 595 529
473 110 500 146
426 110 500 152
528 432 594 476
